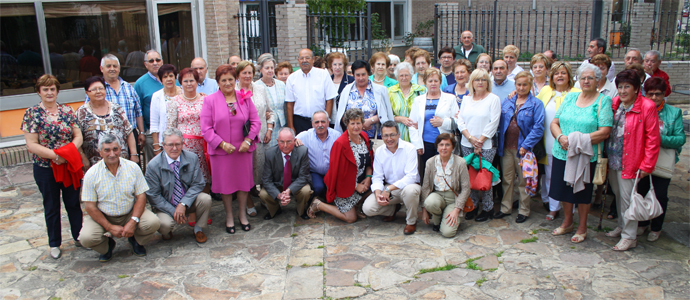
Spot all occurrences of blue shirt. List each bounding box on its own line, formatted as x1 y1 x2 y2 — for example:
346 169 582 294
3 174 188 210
85 77 142 130
492 78 515 102
422 99 440 143
197 77 219 95
411 72 448 91
296 127 339 175
134 72 163 131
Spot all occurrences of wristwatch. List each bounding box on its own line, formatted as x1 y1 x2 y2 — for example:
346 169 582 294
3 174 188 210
384 186 391 194
131 216 140 223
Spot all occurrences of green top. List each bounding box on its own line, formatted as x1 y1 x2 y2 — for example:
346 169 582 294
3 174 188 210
388 83 426 142
369 75 398 88
657 103 686 162
552 92 613 162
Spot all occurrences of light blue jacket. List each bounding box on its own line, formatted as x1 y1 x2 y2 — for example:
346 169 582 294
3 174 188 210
497 92 545 158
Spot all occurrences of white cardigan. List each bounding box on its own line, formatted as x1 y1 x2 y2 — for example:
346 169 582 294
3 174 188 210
408 92 459 152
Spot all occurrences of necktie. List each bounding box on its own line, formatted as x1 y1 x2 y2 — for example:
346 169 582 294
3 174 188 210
283 154 291 191
171 161 184 206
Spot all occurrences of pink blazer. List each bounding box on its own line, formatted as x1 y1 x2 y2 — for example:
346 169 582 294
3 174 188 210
201 90 261 156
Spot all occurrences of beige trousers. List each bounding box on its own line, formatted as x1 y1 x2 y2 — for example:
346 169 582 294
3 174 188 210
79 209 160 254
424 190 460 238
500 148 532 216
155 193 212 236
362 184 421 225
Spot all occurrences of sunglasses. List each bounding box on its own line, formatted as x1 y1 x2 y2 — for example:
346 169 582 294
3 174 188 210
228 102 236 116
147 58 162 63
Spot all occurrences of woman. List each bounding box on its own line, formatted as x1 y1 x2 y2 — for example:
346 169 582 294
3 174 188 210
530 53 551 95
456 69 501 222
604 70 660 251
496 71 545 223
201 64 261 233
387 54 400 80
575 54 617 99
22 74 83 259
166 68 210 184
369 52 398 88
503 45 523 81
151 64 182 152
475 53 492 74
420 133 471 238
77 76 137 167
443 59 472 106
255 53 286 147
388 62 426 142
636 77 686 242
549 63 613 244
310 108 373 223
409 68 459 181
329 52 354 124
334 60 394 138
237 60 276 214
536 62 581 221
276 61 293 82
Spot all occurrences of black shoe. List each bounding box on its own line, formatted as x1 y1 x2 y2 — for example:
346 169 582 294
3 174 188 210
464 208 478 220
475 210 492 222
515 214 528 223
264 207 282 220
226 226 236 234
300 213 310 220
240 223 251 231
211 192 222 201
432 224 440 232
542 202 549 212
128 237 146 256
98 238 116 262
512 201 519 209
493 211 510 219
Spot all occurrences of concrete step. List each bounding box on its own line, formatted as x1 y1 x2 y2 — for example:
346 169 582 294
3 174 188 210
0 145 31 167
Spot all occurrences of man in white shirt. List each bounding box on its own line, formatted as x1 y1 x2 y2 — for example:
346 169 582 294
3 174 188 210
191 57 218 95
362 121 421 235
285 49 339 135
582 38 615 82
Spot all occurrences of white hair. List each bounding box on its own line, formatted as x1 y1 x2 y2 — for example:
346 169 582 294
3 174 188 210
100 54 120 67
98 133 122 150
577 63 602 81
388 54 400 65
394 62 415 78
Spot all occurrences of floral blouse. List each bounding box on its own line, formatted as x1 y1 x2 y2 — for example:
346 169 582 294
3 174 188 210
433 155 454 192
21 104 78 168
76 102 133 165
607 103 632 171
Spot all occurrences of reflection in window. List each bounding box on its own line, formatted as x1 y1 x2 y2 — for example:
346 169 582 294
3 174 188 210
43 1 150 87
0 3 45 96
158 3 195 71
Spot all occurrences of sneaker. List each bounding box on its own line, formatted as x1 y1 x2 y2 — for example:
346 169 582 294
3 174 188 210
128 237 147 256
99 238 116 262
50 247 61 259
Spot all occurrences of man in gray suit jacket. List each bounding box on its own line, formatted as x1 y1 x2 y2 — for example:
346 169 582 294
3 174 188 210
260 128 313 220
145 128 211 243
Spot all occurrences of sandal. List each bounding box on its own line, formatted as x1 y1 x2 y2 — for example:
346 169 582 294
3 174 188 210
605 227 623 238
240 223 251 231
571 232 587 243
545 211 559 221
307 199 321 219
552 223 575 236
226 226 235 234
613 238 637 251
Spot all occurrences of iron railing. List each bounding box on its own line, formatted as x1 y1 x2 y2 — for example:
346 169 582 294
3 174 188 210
236 4 278 62
306 3 373 63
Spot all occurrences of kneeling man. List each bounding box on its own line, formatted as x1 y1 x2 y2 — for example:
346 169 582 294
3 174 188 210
363 121 421 234
145 128 211 243
260 128 313 220
79 134 160 262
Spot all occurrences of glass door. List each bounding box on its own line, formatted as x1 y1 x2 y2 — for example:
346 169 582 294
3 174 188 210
148 0 203 72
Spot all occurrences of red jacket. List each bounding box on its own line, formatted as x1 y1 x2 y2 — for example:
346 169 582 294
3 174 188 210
324 131 373 203
651 69 672 97
51 143 84 189
611 93 660 179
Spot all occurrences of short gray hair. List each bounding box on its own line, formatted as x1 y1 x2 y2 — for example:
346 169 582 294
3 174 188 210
342 108 364 127
278 127 296 139
256 53 277 70
645 50 661 61
388 54 400 65
145 49 160 61
394 62 415 79
101 54 120 67
312 110 331 122
162 128 184 144
627 48 642 60
98 133 121 150
577 63 602 81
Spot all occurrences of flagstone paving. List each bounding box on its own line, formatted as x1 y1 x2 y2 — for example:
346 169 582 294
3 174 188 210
0 160 688 300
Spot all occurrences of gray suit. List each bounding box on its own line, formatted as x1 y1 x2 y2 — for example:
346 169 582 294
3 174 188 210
260 145 312 217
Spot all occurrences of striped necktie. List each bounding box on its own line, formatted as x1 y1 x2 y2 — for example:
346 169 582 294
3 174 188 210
171 161 184 206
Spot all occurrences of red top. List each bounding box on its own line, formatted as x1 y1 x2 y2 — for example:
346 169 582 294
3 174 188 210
611 93 661 179
51 142 84 189
324 131 373 203
651 69 672 97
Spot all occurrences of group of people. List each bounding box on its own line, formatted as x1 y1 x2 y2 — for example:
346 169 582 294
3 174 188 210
22 30 685 262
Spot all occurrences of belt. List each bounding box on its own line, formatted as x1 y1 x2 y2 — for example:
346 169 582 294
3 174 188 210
294 115 311 120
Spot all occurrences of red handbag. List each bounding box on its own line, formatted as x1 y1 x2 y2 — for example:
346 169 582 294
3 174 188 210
468 154 492 191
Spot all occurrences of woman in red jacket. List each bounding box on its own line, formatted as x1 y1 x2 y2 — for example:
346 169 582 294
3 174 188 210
309 108 373 223
604 70 660 251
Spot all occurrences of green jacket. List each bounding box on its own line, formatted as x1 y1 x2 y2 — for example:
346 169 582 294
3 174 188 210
453 42 486 64
463 153 501 183
658 103 686 162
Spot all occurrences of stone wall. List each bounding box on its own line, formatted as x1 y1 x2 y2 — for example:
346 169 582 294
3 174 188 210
203 0 230 77
628 3 655 53
275 4 309 67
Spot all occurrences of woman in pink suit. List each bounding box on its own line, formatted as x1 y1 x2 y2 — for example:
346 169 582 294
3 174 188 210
201 64 261 234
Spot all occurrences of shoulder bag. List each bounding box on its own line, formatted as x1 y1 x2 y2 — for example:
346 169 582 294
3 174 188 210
592 95 607 185
623 170 663 221
468 154 492 191
442 176 474 212
651 147 676 179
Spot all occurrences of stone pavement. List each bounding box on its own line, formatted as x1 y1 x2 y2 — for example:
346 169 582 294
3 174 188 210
0 161 688 300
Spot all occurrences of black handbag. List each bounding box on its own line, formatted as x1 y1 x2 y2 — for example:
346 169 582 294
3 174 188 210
243 119 251 137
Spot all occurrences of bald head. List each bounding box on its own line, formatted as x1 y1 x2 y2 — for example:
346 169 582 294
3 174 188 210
191 57 208 82
228 55 241 68
624 49 642 67
492 60 508 82
298 48 314 73
461 31 474 50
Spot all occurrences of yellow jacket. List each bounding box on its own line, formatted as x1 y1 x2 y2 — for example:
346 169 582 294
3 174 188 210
535 86 581 165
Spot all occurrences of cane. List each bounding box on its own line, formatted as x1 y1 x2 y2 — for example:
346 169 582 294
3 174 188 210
597 177 610 231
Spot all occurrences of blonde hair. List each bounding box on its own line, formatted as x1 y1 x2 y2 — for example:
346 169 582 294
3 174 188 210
468 68 492 96
514 70 534 87
503 45 520 59
236 60 256 75
530 53 552 71
548 61 574 90
423 68 443 84
412 49 431 65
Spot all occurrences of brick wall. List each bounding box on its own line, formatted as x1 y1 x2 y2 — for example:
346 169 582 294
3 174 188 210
275 4 308 67
203 0 229 77
629 3 655 53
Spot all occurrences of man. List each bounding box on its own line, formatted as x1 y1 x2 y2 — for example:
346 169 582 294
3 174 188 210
295 110 339 200
87 54 146 149
145 128 211 243
491 60 515 101
582 38 615 82
285 49 338 134
260 128 313 220
79 134 160 262
624 48 651 83
543 50 557 62
191 57 219 95
643 50 672 97
453 31 486 64
134 50 163 164
362 121 421 235
436 46 457 85
227 55 241 68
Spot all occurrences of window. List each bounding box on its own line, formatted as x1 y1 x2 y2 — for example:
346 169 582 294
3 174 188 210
0 3 44 96
367 0 408 42
158 3 195 70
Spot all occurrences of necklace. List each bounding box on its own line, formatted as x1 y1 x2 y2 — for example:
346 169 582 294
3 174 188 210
373 77 385 83
263 78 275 87
40 103 59 117
182 93 198 101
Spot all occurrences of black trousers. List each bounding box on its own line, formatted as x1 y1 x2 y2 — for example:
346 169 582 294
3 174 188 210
33 164 83 247
418 141 438 183
636 175 671 232
293 115 312 135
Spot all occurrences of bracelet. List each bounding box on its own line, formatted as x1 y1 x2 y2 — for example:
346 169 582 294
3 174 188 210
220 141 226 148
365 174 372 178
267 128 273 131
152 143 160 147
556 134 564 142
153 148 162 152
130 153 139 156
244 140 252 146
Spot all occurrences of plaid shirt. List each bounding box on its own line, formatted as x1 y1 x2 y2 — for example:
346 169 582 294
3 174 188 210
82 158 149 216
86 77 143 130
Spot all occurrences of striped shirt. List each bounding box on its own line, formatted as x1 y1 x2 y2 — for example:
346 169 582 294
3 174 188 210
82 158 149 216
85 77 143 129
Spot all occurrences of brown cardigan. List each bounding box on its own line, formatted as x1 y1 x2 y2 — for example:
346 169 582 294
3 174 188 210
421 154 471 212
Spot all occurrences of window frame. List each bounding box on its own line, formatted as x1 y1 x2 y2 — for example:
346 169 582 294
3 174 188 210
366 0 410 46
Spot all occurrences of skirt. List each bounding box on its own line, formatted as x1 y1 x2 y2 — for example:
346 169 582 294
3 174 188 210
209 152 254 195
549 156 596 204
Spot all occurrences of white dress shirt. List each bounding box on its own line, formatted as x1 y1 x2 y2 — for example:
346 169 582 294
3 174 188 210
370 139 420 192
285 67 339 118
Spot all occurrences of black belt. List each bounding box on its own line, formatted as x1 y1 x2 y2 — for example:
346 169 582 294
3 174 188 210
294 115 311 121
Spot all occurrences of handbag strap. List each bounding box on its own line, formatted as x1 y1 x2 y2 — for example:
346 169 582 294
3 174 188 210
442 176 459 197
595 94 604 162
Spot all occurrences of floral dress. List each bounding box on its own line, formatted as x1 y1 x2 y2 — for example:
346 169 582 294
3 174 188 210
334 138 371 213
346 81 379 138
167 95 210 182
21 104 78 168
76 102 132 165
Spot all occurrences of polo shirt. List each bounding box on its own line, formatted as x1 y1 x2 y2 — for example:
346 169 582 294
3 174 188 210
82 158 149 216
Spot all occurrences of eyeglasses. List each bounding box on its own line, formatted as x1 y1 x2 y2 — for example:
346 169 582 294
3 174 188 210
647 92 664 97
381 133 399 139
440 56 454 60
227 102 236 115
164 143 183 149
88 87 105 93
580 76 596 81
473 78 488 82
147 58 162 63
